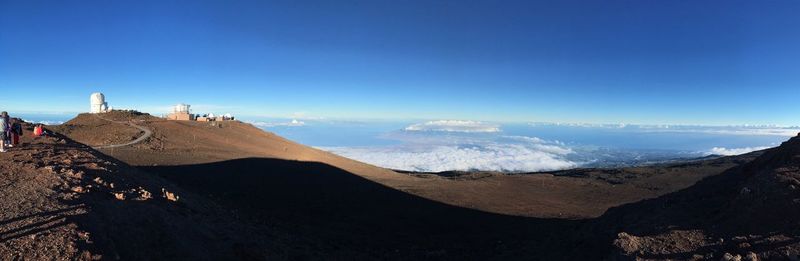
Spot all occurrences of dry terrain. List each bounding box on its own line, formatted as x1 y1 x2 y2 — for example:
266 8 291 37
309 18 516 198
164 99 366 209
1 120 283 260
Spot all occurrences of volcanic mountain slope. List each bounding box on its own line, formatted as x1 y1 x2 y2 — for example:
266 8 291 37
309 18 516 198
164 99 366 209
56 112 757 219
604 134 800 260
51 111 155 147
1 121 278 260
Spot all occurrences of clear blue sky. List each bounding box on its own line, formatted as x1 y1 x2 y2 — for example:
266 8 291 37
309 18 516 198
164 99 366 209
1 0 798 125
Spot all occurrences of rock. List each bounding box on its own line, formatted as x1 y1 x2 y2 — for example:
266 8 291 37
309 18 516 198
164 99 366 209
136 188 152 201
161 188 179 202
740 187 751 195
738 242 751 249
613 232 640 255
722 253 742 261
71 186 85 193
743 252 758 261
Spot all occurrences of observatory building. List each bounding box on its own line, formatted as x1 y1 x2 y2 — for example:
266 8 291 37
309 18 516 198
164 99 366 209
166 103 194 121
89 92 110 113
165 103 235 122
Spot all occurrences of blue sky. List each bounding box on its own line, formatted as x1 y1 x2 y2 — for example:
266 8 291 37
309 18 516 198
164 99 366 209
1 0 799 125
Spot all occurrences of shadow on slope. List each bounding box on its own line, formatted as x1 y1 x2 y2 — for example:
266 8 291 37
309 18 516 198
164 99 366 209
596 136 800 260
11 129 269 260
141 158 600 260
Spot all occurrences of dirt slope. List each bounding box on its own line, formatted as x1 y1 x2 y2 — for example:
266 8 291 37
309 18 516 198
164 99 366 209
50 111 156 147
1 122 278 260
604 134 800 260
57 112 754 219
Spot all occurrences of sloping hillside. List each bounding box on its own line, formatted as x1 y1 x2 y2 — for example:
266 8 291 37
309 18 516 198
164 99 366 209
606 134 800 260
50 111 156 147
0 121 279 260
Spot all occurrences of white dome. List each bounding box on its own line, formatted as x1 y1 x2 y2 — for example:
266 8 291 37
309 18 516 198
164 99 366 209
90 92 108 113
174 103 191 113
90 93 105 105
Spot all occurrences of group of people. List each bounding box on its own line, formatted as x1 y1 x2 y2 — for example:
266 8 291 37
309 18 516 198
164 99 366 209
0 111 24 153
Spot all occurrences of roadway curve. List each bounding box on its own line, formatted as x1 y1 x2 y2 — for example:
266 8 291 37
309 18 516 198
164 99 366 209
92 114 153 149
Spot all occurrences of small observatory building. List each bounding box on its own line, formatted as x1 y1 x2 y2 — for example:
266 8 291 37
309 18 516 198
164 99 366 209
90 92 109 113
167 103 194 121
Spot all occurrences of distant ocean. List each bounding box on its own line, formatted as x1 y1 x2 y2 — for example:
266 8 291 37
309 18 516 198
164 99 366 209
17 113 75 126
253 118 798 172
23 113 797 172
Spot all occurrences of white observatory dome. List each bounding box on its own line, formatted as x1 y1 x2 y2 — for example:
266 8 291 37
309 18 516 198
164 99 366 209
90 93 105 104
174 103 191 113
90 92 108 113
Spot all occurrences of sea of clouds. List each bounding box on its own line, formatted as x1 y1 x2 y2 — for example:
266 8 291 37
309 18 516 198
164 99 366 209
255 119 799 172
248 119 306 127
708 146 772 156
321 120 578 172
324 135 576 172
403 120 501 133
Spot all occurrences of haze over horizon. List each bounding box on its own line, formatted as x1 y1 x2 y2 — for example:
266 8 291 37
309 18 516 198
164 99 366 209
1 0 799 126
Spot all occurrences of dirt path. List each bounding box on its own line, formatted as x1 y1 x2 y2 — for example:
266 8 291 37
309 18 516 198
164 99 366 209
91 114 152 149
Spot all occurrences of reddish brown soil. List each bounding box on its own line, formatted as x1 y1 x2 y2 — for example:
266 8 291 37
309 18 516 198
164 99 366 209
0 122 281 260
50 111 156 147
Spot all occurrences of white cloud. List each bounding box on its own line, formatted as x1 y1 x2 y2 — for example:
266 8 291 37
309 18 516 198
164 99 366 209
695 128 800 137
529 122 800 137
23 119 64 125
641 127 800 137
404 120 500 133
708 146 771 156
249 119 305 127
322 135 576 172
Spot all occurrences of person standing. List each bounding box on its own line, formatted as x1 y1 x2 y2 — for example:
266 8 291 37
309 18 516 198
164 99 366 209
10 119 21 147
0 112 8 152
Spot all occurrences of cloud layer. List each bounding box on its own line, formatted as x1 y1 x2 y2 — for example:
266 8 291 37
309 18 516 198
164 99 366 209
708 146 771 156
529 122 800 137
23 119 64 125
404 120 500 133
323 134 576 172
249 119 305 127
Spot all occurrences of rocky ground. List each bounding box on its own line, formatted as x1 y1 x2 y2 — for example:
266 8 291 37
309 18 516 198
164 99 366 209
602 134 800 260
0 121 278 260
